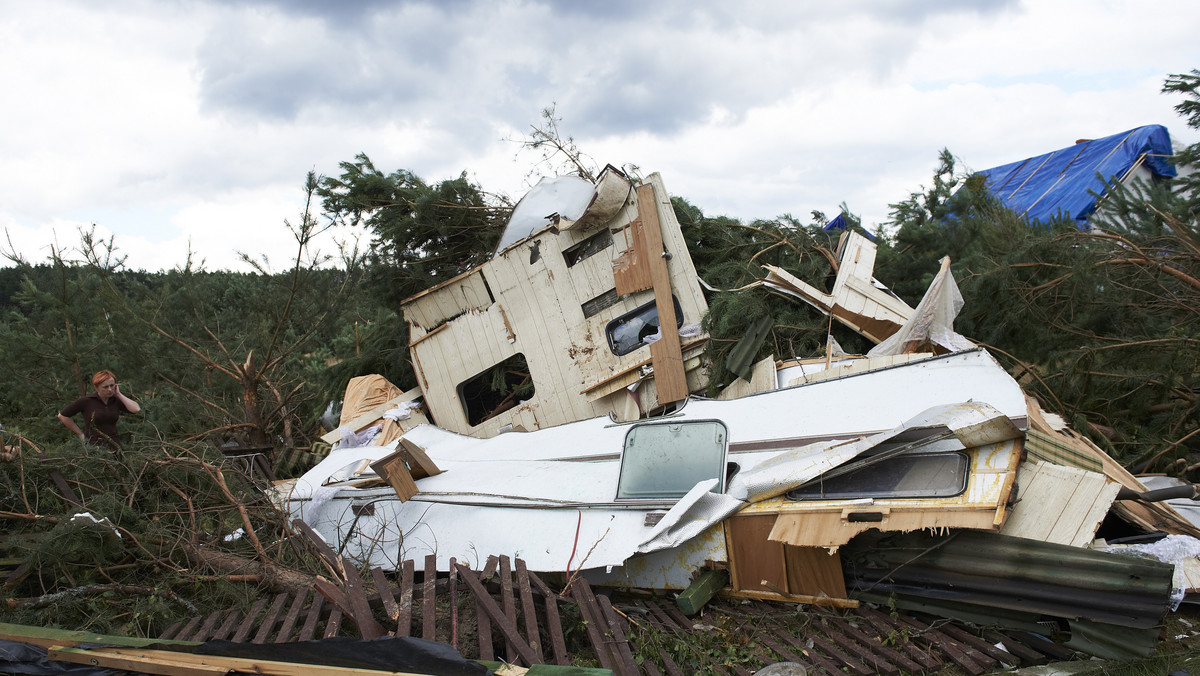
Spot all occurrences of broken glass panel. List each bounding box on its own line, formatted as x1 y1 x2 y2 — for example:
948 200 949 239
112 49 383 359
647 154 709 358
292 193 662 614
606 296 683 356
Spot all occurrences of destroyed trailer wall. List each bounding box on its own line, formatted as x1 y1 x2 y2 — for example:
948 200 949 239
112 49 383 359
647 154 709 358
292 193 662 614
400 172 710 438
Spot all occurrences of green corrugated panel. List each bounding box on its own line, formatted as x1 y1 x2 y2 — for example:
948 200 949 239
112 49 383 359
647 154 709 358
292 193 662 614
843 529 1175 650
1025 428 1103 473
1065 619 1160 660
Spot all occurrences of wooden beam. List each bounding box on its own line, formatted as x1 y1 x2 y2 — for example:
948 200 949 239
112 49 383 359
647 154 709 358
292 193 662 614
636 183 688 404
454 562 539 666
569 578 617 674
47 647 229 676
613 217 653 295
0 622 198 649
340 556 385 639
48 645 439 676
675 569 728 616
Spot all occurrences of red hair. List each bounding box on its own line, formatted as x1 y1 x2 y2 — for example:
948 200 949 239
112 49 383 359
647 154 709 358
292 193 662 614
92 370 116 389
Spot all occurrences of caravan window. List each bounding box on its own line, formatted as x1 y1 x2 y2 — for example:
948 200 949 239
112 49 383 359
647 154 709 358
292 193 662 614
457 353 534 427
786 452 969 501
616 420 728 500
605 296 683 356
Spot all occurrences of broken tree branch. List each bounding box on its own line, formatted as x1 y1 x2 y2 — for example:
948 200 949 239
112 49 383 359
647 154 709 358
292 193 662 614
6 584 199 615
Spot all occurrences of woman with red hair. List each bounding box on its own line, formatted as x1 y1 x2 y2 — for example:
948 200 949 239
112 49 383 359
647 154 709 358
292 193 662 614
58 370 141 449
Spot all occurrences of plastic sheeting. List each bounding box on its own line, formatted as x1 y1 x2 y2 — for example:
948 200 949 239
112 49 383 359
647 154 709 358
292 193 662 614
193 636 491 675
0 640 119 675
339 375 403 426
976 124 1176 228
868 257 973 357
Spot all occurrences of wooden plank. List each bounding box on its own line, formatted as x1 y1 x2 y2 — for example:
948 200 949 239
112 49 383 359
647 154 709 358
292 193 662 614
613 217 653 295
422 554 437 642
369 450 418 501
292 519 344 579
570 578 617 674
0 623 198 651
807 632 873 676
371 567 400 623
820 620 900 676
660 601 695 632
530 571 568 665
630 600 672 632
273 590 309 644
515 558 545 664
722 588 858 609
899 614 989 675
656 646 686 676
825 615 922 673
370 439 445 502
769 622 854 676
448 558 458 651
725 514 787 593
174 616 203 642
159 620 184 641
191 611 223 642
230 598 267 643
597 594 642 676
210 610 242 642
313 576 355 619
854 607 942 670
474 565 494 661
322 608 342 639
982 629 1045 664
1006 630 1075 661
48 647 228 676
643 600 685 633
251 593 290 644
1047 471 1118 547
454 562 539 666
297 596 324 642
939 623 1022 665
998 462 1064 541
676 569 728 616
525 568 562 601
340 556 385 639
637 183 688 403
56 645 438 676
784 546 848 599
993 458 1113 547
499 555 519 663
757 634 813 671
396 558 414 637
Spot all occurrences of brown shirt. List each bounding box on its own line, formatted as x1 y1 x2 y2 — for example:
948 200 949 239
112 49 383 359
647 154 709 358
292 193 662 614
61 393 130 448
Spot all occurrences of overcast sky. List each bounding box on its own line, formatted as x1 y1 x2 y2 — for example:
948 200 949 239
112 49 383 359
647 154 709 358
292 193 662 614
2 0 1198 272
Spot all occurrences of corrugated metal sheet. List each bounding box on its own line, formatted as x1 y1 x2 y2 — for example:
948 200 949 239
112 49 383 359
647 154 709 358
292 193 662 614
843 530 1175 631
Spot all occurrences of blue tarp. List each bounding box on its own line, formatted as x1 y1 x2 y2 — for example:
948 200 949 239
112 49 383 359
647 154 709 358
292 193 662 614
823 212 875 239
975 124 1176 229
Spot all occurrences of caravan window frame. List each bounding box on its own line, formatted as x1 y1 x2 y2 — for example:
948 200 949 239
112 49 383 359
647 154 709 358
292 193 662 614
616 419 729 501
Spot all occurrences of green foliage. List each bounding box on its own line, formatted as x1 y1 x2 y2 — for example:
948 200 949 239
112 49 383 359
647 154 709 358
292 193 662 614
0 435 321 636
871 71 1200 469
318 154 508 310
316 155 510 394
675 197 875 389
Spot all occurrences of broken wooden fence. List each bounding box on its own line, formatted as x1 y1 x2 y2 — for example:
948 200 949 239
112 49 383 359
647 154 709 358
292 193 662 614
154 521 1083 675
158 547 624 672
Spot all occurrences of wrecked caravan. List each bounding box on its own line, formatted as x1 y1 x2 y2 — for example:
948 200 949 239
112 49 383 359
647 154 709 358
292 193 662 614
286 167 1199 656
